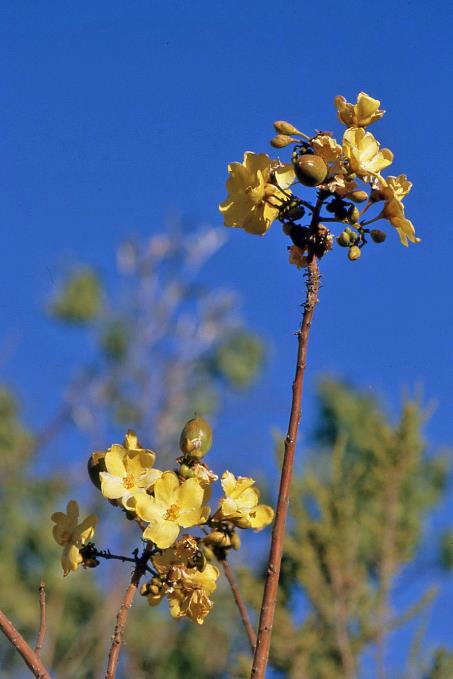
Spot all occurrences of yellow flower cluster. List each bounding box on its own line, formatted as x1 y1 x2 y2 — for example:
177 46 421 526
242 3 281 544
141 536 219 624
219 91 419 258
52 417 274 625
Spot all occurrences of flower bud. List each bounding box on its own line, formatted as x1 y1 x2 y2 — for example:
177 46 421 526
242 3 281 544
273 120 302 136
370 229 387 243
230 532 241 550
200 544 215 561
87 451 106 490
347 206 360 224
179 416 213 459
337 231 350 247
349 190 368 203
179 463 193 479
348 246 361 261
294 154 328 187
271 134 296 148
204 531 230 547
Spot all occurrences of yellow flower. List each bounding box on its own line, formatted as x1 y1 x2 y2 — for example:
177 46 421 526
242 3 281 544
51 500 97 576
342 128 393 177
219 152 295 235
218 471 274 530
135 472 210 549
335 92 385 128
168 563 219 625
374 175 419 246
99 430 162 510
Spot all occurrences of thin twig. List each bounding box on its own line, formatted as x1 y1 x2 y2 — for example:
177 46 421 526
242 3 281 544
0 608 51 678
104 544 152 679
251 201 323 679
221 558 257 652
34 581 47 658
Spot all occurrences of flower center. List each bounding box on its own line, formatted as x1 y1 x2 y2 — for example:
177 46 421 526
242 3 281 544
164 504 180 521
123 472 136 490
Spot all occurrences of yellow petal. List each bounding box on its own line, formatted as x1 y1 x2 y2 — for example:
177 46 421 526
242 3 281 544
249 504 274 530
356 92 381 118
143 519 180 549
221 471 237 496
126 450 156 476
104 444 127 477
134 494 163 523
274 164 295 190
243 152 272 177
178 507 206 528
154 472 180 506
177 477 204 510
100 472 125 500
74 514 98 544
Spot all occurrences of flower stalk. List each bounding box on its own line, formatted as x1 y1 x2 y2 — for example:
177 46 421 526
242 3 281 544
105 544 153 679
251 239 321 677
221 558 257 652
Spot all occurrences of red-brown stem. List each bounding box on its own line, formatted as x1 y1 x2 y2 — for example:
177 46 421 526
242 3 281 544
221 558 257 652
34 581 46 658
105 546 151 679
0 609 51 678
251 212 322 677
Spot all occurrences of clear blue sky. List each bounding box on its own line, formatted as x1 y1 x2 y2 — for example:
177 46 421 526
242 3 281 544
0 1 452 674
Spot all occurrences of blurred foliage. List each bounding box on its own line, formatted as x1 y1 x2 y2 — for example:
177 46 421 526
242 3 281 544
240 380 451 679
208 331 265 390
48 227 265 458
0 228 451 677
438 530 453 571
49 267 103 325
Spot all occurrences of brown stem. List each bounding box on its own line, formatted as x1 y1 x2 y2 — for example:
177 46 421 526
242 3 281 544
252 202 322 679
34 581 47 658
0 609 51 678
221 559 257 652
105 545 151 679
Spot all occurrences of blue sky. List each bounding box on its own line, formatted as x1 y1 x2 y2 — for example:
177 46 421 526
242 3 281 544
0 0 452 674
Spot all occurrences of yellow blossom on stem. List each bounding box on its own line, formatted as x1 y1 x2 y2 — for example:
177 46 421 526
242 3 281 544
335 92 385 128
374 175 419 246
135 472 210 549
51 500 98 576
217 471 274 529
219 152 295 235
342 128 393 177
99 430 162 510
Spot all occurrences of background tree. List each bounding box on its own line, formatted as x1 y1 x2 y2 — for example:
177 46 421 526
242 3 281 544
240 380 452 679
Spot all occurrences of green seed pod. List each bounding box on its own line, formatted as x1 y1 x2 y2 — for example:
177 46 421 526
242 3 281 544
271 134 296 148
230 532 241 550
348 245 361 261
370 229 387 243
179 416 213 459
349 190 368 203
294 154 328 187
337 231 350 247
87 451 106 490
347 206 360 224
273 120 302 136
